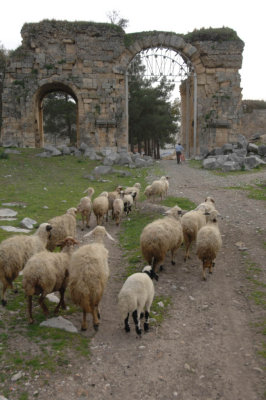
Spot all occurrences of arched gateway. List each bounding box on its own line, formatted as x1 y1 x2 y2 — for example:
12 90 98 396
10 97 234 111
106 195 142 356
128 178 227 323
0 21 244 155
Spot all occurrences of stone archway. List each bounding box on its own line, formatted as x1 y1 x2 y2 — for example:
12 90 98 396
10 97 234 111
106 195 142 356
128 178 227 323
34 82 79 147
0 21 244 155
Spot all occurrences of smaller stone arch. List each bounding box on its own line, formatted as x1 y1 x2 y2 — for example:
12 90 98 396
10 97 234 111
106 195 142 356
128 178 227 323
33 81 80 148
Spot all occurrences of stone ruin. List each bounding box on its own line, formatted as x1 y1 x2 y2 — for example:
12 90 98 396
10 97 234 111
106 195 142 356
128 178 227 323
0 20 259 156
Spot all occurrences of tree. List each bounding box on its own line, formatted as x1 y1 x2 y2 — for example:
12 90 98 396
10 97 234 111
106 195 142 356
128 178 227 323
106 10 129 29
128 58 180 158
43 92 77 145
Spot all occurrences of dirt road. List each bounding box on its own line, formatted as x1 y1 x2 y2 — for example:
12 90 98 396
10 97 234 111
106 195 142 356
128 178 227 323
41 161 266 400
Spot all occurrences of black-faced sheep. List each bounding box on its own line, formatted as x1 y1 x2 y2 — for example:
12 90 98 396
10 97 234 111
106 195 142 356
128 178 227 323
0 223 52 305
47 207 77 251
124 183 141 208
118 265 158 335
140 205 183 273
92 191 109 225
22 237 78 324
69 226 115 331
122 193 134 215
196 209 222 280
77 187 95 230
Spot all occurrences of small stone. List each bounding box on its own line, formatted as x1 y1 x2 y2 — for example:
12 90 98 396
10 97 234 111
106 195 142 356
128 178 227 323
11 371 23 381
43 187 48 191
157 301 164 308
253 367 263 373
184 363 191 371
189 296 195 301
139 346 146 349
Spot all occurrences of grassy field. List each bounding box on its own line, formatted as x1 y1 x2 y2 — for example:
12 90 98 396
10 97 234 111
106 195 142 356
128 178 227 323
0 148 197 399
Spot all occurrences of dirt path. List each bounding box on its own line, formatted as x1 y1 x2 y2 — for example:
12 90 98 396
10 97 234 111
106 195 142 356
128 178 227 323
41 161 266 400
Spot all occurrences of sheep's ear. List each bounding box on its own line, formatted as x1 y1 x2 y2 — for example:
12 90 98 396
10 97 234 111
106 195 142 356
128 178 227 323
153 271 159 281
84 230 94 238
105 232 116 242
204 211 210 216
46 224 52 232
210 198 215 203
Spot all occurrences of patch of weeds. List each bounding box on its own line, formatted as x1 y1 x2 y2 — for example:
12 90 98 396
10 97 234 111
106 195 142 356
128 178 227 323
150 295 172 325
224 182 266 201
161 196 196 210
188 159 203 169
258 342 266 359
0 151 9 159
250 291 266 307
19 393 29 400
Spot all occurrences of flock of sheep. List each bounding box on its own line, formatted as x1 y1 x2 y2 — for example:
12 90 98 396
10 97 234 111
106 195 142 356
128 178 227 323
0 176 222 336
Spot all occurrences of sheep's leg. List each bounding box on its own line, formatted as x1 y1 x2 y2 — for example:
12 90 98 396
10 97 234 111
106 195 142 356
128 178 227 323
144 310 150 332
184 241 191 262
81 310 88 331
202 263 207 281
27 295 34 324
132 310 141 335
92 306 100 331
81 215 85 231
171 249 176 265
55 288 66 314
86 212 91 228
39 294 49 316
124 313 130 332
1 280 8 306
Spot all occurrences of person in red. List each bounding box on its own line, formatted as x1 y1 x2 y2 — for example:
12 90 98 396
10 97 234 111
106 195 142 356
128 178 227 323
175 143 184 164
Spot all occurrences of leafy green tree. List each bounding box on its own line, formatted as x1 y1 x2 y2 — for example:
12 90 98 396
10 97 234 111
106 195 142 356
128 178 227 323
128 58 180 158
43 92 77 145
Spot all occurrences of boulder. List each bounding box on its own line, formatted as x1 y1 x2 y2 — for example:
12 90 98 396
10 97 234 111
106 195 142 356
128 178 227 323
20 217 37 229
203 157 219 169
244 155 266 169
258 145 266 157
79 142 89 152
0 208 18 217
247 143 258 153
92 166 113 176
221 143 233 154
43 144 61 156
103 152 121 166
221 161 241 172
236 134 248 149
134 157 148 168
118 152 132 166
84 149 102 161
4 149 21 154
40 316 78 333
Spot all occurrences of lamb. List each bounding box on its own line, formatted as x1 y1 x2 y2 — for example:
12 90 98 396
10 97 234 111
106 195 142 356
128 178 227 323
112 197 124 226
181 208 207 261
77 187 95 230
196 209 222 280
22 236 78 324
195 196 216 213
160 176 170 196
118 265 158 336
122 193 134 215
0 223 52 306
124 183 141 208
92 191 109 225
140 205 183 273
149 178 167 202
144 185 153 200
108 186 123 218
47 207 77 251
69 226 115 331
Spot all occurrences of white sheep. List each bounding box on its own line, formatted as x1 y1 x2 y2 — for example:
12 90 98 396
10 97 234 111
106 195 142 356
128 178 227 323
195 196 216 213
112 197 124 226
196 209 222 280
144 184 153 200
69 226 115 331
77 187 95 230
140 205 183 273
22 236 78 324
181 208 207 262
108 186 123 219
149 179 166 202
92 191 109 225
124 183 141 208
0 223 52 306
47 207 77 251
118 265 158 336
160 176 170 196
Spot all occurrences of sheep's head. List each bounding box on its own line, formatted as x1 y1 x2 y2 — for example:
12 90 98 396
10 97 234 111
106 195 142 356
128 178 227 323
165 206 183 219
99 191 109 198
205 209 221 223
67 207 78 216
37 223 52 239
142 265 159 281
56 236 79 251
134 183 141 189
83 187 95 197
205 196 215 204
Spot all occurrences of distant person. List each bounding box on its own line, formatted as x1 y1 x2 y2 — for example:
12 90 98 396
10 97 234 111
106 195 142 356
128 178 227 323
175 143 184 164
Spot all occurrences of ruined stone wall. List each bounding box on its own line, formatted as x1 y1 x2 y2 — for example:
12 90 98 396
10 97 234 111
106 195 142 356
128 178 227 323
240 109 266 139
0 22 245 154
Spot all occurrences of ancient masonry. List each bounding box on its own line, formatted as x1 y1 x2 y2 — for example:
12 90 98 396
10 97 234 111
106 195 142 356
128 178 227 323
0 21 245 154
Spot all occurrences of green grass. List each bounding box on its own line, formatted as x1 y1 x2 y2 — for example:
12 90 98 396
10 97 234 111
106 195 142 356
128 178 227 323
211 164 266 177
150 295 172 325
160 196 196 210
224 182 266 201
188 159 203 169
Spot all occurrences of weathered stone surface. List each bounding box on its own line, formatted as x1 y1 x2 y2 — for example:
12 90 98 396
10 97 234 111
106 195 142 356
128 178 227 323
4 149 21 154
92 165 113 176
0 226 31 233
247 143 258 153
0 208 17 217
134 157 148 168
118 152 132 166
40 316 78 333
43 144 62 156
20 217 37 229
258 145 266 157
244 155 266 169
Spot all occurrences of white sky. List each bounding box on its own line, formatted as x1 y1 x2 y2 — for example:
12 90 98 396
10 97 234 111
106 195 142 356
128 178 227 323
1 0 265 101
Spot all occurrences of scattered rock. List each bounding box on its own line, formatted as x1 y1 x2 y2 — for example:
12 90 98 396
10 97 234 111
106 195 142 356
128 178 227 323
11 371 23 381
157 301 164 308
0 208 17 218
40 316 78 333
20 217 37 229
46 293 60 304
0 226 31 233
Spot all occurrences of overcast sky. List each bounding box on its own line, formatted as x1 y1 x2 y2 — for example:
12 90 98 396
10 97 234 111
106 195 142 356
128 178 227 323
1 0 265 101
